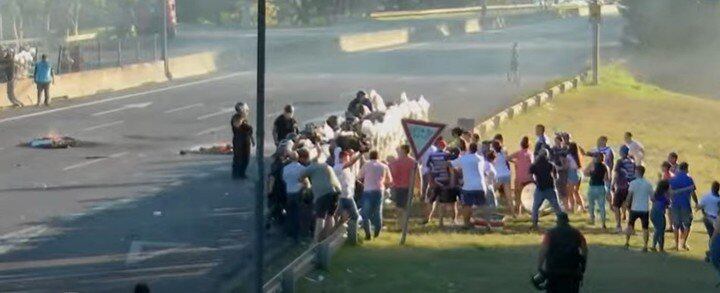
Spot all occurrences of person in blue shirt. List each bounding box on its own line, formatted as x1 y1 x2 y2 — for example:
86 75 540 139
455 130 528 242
669 162 698 251
33 54 54 106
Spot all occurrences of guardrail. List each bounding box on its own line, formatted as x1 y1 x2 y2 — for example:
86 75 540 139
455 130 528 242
370 4 542 19
263 227 347 293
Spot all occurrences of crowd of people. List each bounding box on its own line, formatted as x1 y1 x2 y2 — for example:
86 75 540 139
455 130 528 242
2 46 55 107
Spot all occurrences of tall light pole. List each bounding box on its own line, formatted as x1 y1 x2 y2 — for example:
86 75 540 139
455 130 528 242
162 0 172 80
254 0 267 292
590 0 601 85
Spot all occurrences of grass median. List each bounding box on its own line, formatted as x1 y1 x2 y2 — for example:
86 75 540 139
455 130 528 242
298 65 720 292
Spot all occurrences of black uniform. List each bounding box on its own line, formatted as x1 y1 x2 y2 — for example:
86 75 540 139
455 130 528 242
231 114 253 179
545 225 586 293
273 115 298 146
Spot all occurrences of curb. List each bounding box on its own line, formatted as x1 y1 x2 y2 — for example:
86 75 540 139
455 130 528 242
472 74 585 136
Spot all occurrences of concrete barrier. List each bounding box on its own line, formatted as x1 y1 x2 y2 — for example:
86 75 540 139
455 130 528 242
523 98 537 110
1 51 223 109
536 92 550 105
560 81 574 92
507 102 524 119
547 86 561 98
493 111 509 127
464 18 482 34
475 119 495 136
338 29 410 52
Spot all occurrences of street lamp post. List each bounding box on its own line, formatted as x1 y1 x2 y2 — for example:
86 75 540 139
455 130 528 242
162 0 172 80
254 0 267 292
590 0 601 85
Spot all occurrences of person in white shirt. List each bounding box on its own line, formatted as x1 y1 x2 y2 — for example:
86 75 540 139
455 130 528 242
698 181 720 255
491 140 514 216
625 166 653 251
451 143 491 228
282 149 309 241
333 150 362 244
624 132 645 166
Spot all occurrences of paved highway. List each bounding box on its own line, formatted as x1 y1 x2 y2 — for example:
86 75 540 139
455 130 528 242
0 15 622 292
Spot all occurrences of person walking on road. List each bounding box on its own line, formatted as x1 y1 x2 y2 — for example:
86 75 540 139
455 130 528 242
669 162 698 251
624 166 653 251
231 103 254 179
273 105 299 146
530 149 564 230
359 150 393 240
3 50 22 107
33 54 54 106
537 213 588 293
507 42 520 85
585 153 610 230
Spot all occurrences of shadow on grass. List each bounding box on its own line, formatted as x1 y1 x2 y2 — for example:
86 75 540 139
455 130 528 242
299 239 719 293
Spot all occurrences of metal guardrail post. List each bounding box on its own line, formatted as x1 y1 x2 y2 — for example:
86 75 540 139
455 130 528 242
154 34 159 61
135 36 141 61
97 39 102 66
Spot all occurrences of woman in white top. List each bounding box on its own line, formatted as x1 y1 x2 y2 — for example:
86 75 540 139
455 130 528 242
492 140 514 216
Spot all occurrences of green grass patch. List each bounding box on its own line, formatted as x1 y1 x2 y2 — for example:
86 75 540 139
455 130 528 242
298 64 720 292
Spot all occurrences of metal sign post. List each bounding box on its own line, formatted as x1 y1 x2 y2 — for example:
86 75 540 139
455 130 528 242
254 0 267 292
590 0 601 85
399 119 446 245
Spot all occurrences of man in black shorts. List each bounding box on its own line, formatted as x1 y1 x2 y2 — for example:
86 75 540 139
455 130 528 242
427 147 456 226
300 161 342 242
625 166 653 251
612 145 636 233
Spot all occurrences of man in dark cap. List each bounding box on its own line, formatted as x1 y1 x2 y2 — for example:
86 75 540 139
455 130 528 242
347 90 373 118
231 102 254 179
537 213 588 293
273 104 299 146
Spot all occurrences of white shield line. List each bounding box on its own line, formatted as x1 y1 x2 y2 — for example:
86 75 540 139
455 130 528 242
197 108 234 120
125 241 189 265
81 120 124 132
163 103 204 114
63 152 129 171
0 225 49 255
196 125 227 136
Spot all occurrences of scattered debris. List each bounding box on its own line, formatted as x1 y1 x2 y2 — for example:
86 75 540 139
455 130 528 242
179 143 233 155
153 211 162 217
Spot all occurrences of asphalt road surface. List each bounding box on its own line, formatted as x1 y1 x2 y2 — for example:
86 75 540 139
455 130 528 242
0 15 623 292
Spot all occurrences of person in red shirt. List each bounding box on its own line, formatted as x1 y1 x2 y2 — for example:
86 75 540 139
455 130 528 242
389 145 418 225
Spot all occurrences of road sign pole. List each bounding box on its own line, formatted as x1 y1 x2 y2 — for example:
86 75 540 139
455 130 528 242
162 0 172 80
254 0 267 292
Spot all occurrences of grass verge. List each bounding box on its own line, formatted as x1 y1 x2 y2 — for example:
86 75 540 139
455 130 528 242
298 65 720 292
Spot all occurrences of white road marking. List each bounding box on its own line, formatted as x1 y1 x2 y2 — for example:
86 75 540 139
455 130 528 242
163 103 204 114
81 120 124 132
197 108 234 120
125 241 188 265
0 71 251 125
0 225 49 255
92 102 153 116
196 125 227 136
62 152 129 171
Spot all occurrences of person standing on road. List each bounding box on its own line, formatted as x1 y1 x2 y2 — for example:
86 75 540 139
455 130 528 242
697 181 720 258
388 145 417 226
231 103 254 179
624 132 645 166
333 150 362 244
273 105 299 146
585 153 610 230
669 162 698 251
359 150 393 240
300 158 343 242
537 213 588 293
508 42 520 85
33 54 54 106
651 180 670 252
509 136 534 216
611 145 636 233
3 50 22 107
624 166 653 251
283 150 309 241
530 149 564 230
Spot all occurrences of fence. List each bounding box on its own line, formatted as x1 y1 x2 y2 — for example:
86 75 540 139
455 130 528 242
1 34 162 78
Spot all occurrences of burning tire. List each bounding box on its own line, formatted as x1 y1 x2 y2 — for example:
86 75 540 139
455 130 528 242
179 144 233 155
26 136 81 149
